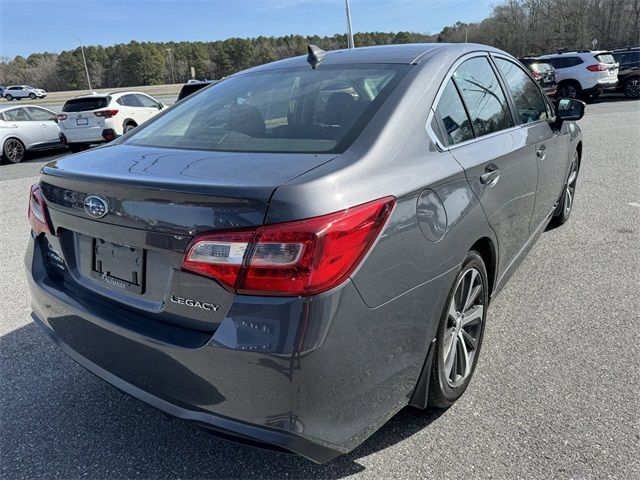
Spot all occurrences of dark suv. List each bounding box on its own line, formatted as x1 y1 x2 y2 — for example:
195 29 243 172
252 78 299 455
611 47 640 99
518 58 557 97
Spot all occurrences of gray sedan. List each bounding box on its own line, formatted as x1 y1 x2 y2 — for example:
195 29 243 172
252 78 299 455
26 43 584 463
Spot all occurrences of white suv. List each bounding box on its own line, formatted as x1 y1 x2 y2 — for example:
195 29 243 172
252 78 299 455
539 50 618 100
3 85 47 101
57 91 164 152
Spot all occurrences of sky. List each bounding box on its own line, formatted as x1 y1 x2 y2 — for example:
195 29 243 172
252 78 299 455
0 0 494 59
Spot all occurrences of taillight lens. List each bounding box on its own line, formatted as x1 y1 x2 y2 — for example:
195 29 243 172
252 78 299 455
94 109 119 118
586 64 607 72
182 197 396 296
532 70 541 78
28 184 52 235
56 114 67 121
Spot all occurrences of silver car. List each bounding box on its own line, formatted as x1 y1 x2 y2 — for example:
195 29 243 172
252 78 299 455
0 105 63 163
26 43 584 462
3 85 47 101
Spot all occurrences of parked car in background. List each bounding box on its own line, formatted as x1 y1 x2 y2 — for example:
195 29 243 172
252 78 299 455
26 43 585 463
518 57 557 97
611 46 640 99
177 80 218 101
2 85 47 101
539 50 618 100
56 91 164 152
0 105 64 163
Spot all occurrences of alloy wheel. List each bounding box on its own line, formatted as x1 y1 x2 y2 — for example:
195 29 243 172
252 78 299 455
624 79 640 99
442 267 485 388
564 153 579 217
559 85 578 99
4 139 25 163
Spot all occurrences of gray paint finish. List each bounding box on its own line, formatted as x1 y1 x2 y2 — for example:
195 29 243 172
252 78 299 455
26 43 582 462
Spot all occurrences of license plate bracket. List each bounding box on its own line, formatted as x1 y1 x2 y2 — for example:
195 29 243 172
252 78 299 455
76 118 89 125
91 239 145 294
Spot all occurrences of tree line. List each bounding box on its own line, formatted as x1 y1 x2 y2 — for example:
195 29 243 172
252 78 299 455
1 0 638 92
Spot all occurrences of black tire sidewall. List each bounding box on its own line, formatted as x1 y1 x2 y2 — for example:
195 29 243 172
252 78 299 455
623 78 640 99
3 138 25 163
429 251 489 408
29 93 36 99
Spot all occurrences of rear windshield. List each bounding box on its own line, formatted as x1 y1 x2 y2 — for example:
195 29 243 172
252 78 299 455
63 97 109 112
126 65 409 154
595 53 615 64
529 62 552 72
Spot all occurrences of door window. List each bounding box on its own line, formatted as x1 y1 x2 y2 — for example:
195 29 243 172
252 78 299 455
136 94 159 108
434 79 474 145
27 107 55 121
3 108 32 121
494 58 549 124
453 57 514 138
118 94 143 107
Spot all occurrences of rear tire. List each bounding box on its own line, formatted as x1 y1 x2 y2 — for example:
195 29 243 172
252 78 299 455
557 81 581 99
5 94 13 101
550 150 580 227
428 251 489 409
124 122 137 133
2 138 26 163
623 78 640 99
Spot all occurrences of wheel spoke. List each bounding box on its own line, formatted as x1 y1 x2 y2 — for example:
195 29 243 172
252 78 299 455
461 305 483 327
461 329 478 350
568 169 577 185
444 334 457 380
457 332 470 378
448 299 458 319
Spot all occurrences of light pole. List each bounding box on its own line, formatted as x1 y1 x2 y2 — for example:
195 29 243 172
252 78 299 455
68 32 92 92
345 0 354 49
166 48 176 84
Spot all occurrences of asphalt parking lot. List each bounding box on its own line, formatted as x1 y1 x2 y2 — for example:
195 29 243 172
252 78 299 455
1 97 638 479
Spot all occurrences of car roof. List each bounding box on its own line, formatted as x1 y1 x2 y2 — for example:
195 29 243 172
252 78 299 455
239 43 506 75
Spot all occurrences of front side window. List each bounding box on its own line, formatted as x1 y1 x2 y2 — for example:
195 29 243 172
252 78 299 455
126 65 408 154
136 94 159 108
453 57 513 138
494 58 548 124
434 79 474 145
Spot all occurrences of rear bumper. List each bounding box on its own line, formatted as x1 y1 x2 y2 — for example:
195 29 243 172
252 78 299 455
26 232 453 462
60 126 112 144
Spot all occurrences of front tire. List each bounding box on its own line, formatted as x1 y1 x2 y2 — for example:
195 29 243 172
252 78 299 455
428 251 489 409
2 138 26 163
29 93 36 99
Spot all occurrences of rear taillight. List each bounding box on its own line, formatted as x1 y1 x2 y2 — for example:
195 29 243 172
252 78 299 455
56 114 67 121
182 197 396 296
93 109 119 118
532 71 541 78
586 64 607 72
28 184 52 235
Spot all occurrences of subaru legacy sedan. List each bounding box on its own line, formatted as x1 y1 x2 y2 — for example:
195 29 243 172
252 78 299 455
26 43 584 463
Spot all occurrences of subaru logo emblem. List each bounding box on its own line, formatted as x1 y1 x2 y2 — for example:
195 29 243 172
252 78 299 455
84 195 108 218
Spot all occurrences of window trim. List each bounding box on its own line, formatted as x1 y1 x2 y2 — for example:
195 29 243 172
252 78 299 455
426 51 521 152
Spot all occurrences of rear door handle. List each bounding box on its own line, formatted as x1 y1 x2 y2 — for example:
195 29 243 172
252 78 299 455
480 167 500 186
537 145 547 160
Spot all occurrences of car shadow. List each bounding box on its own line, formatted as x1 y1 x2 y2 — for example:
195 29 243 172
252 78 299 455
1 322 445 479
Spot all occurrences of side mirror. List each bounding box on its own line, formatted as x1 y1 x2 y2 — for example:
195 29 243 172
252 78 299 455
555 98 585 122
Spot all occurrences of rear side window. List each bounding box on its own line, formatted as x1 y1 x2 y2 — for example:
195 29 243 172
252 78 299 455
594 53 615 64
453 57 513 138
118 94 144 107
63 97 109 112
434 80 474 145
494 58 548 124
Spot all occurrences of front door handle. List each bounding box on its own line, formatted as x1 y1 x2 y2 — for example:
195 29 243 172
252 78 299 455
537 145 547 160
480 167 500 187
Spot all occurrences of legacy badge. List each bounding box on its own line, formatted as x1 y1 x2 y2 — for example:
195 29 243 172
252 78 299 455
170 295 219 311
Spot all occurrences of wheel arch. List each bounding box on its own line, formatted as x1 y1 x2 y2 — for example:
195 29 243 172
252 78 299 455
469 237 497 299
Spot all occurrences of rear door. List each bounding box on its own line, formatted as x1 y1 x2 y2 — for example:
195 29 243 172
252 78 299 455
27 107 60 144
434 55 538 279
4 107 44 145
492 56 569 230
